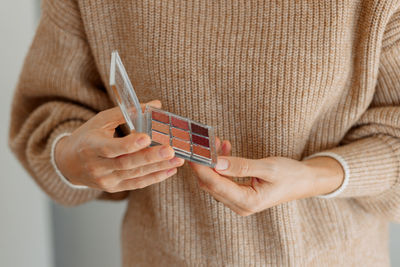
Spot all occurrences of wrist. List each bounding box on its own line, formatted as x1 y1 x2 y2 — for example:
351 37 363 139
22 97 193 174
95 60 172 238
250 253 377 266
303 156 345 197
54 134 84 187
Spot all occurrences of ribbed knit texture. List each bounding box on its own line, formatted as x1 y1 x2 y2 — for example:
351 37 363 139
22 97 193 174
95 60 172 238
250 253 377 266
8 0 400 266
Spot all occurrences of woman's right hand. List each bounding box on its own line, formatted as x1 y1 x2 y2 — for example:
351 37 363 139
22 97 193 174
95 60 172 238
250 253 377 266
54 100 184 192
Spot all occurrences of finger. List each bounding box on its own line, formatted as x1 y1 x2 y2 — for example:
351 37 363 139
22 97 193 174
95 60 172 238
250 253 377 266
141 100 162 111
110 157 184 180
214 156 267 178
108 145 175 170
89 106 128 130
190 162 250 202
215 137 222 155
117 168 177 190
196 177 250 215
93 132 151 158
221 140 232 156
90 100 162 130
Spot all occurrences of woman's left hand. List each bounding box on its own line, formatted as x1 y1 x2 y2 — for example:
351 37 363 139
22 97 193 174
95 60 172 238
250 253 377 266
190 140 344 216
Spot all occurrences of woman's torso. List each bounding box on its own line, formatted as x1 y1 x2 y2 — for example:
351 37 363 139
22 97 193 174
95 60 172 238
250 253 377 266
78 1 397 265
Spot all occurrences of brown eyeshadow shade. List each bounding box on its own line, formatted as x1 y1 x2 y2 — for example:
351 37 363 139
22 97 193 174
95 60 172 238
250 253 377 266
191 123 209 137
152 110 169 124
171 117 189 130
152 120 169 134
152 130 170 145
171 127 190 141
172 138 191 152
193 145 211 159
192 134 209 147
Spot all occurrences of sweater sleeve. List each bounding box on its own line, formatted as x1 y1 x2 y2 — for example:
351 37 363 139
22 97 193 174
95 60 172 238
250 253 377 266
306 10 400 222
8 0 127 206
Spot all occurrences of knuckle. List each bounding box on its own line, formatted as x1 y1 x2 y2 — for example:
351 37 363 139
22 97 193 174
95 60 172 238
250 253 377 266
115 157 129 170
96 177 114 190
77 146 91 157
96 177 108 189
130 166 143 178
113 170 125 180
143 151 153 164
85 163 101 178
98 146 112 157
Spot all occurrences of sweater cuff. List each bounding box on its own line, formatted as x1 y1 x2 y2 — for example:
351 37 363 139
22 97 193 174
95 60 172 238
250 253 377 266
305 135 400 198
303 152 350 198
50 132 89 189
36 120 102 205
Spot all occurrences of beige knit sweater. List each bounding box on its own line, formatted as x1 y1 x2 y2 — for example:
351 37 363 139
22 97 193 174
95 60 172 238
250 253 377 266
9 0 400 266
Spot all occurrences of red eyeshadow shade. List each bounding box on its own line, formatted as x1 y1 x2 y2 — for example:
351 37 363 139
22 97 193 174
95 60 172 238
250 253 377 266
193 145 211 159
192 134 209 147
171 117 189 130
191 123 209 137
152 110 169 124
152 130 170 145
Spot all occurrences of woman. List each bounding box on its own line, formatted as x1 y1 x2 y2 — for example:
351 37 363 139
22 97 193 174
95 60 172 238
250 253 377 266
9 0 400 266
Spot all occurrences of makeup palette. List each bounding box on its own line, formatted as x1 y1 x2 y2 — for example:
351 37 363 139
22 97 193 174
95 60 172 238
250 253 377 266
109 51 217 167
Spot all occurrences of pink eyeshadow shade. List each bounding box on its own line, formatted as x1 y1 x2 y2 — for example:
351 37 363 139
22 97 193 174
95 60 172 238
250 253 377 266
171 117 189 130
172 138 191 152
152 110 169 124
192 134 209 147
193 145 211 158
171 127 190 141
152 130 170 145
152 120 169 134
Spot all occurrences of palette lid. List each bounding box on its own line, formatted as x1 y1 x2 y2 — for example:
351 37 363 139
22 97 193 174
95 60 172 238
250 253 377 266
109 51 143 132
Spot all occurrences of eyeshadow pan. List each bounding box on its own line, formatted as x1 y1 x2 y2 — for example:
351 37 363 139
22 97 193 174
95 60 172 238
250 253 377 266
152 130 170 145
171 127 190 141
152 120 169 134
191 123 209 137
192 134 209 147
193 145 211 159
171 117 189 130
172 138 191 152
152 110 169 124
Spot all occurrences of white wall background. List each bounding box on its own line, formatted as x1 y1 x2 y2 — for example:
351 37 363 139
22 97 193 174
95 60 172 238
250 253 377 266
0 1 399 267
0 1 52 267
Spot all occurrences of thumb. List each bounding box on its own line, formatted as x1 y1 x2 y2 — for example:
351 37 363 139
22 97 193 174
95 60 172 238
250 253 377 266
91 106 127 130
214 156 266 178
142 99 162 110
92 100 163 130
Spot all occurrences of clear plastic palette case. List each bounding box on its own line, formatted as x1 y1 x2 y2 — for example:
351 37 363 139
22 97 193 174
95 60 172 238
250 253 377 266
109 51 217 167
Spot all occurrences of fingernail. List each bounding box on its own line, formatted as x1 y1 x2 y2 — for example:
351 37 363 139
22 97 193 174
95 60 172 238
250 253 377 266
215 158 229 171
160 146 174 159
169 157 183 165
137 137 149 146
167 168 177 175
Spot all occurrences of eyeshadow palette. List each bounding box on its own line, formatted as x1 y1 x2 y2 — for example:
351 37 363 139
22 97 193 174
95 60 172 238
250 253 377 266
109 51 217 167
145 106 216 164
